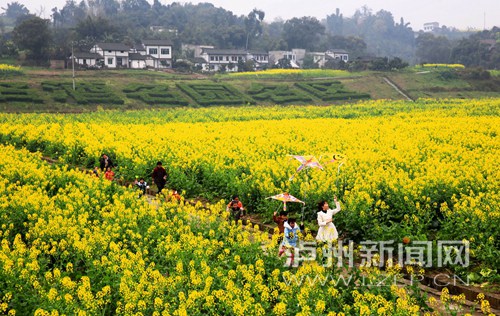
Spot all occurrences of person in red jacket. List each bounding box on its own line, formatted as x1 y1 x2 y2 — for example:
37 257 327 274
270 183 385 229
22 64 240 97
104 167 115 181
152 161 167 194
226 195 244 221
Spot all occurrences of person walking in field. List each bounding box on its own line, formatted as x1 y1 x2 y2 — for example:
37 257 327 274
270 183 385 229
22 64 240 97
316 196 342 242
99 154 113 171
226 195 244 222
152 161 167 194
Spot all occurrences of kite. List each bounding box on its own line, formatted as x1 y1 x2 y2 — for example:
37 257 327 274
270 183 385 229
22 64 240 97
288 155 324 181
267 192 305 211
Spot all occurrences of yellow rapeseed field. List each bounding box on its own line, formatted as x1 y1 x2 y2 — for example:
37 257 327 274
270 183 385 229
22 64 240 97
0 98 498 314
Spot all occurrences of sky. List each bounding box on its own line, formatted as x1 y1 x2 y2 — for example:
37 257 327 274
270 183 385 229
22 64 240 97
8 0 500 31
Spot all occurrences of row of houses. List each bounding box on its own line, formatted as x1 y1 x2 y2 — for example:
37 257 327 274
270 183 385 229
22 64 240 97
73 40 173 69
72 40 349 72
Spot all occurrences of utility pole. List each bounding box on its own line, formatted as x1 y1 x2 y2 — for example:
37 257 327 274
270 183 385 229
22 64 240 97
72 42 75 90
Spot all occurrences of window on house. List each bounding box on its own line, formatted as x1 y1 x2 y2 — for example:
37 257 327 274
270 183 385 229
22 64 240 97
226 56 229 61
107 58 113 65
210 56 215 61
120 51 124 53
149 48 158 55
108 50 112 53
83 59 87 64
161 48 169 55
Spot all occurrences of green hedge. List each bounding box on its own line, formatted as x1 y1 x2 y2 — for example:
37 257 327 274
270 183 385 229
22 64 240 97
176 82 255 106
295 81 370 101
123 83 189 106
0 82 44 103
247 83 313 104
42 81 124 105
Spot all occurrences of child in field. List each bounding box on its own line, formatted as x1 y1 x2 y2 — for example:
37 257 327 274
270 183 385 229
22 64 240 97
104 167 115 181
227 195 244 222
273 210 288 245
135 177 149 197
278 218 303 266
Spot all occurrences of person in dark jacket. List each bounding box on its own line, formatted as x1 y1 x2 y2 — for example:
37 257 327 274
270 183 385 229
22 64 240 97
99 154 113 171
152 161 167 194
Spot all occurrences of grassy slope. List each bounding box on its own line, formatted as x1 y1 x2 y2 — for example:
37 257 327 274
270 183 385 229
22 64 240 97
0 68 499 112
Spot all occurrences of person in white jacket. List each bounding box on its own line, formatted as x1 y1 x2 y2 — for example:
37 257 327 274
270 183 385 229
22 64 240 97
316 196 341 242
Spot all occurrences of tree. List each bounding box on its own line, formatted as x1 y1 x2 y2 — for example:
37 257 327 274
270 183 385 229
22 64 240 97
325 35 367 58
2 2 30 20
388 57 408 70
326 8 343 36
416 33 451 64
275 57 292 69
12 16 52 64
87 0 120 16
74 15 119 44
302 55 318 69
283 17 325 51
121 0 151 13
244 8 265 50
450 27 500 68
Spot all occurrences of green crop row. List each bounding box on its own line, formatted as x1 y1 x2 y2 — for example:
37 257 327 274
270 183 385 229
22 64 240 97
0 83 44 103
296 81 370 101
176 83 255 106
42 81 124 105
123 84 189 106
3 80 371 107
247 83 313 104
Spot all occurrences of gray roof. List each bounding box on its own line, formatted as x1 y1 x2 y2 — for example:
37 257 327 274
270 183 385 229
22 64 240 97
96 43 131 51
248 50 268 55
129 53 146 60
142 39 173 46
328 49 349 54
134 45 146 51
193 57 207 63
74 52 102 59
203 48 247 55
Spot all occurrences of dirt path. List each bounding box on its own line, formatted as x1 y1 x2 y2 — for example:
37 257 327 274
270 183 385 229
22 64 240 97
382 76 414 101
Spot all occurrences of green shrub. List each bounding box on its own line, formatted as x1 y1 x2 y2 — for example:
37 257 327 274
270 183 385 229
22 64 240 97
247 83 313 104
176 82 254 106
296 81 370 101
123 84 189 106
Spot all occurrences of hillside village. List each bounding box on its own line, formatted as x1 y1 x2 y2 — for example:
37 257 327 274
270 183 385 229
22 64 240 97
72 40 349 72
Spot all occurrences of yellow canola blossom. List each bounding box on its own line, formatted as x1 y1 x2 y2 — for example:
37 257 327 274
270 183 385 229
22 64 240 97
0 99 498 315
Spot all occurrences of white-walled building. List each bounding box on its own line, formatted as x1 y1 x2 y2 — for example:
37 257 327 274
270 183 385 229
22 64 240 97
91 43 131 68
141 39 173 69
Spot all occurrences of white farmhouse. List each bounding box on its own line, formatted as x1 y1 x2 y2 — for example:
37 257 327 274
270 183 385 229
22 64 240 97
91 43 131 68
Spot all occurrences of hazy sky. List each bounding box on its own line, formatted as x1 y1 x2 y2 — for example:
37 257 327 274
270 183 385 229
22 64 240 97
9 0 500 31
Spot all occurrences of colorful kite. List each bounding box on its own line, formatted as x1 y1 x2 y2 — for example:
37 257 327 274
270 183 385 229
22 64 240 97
267 192 305 211
288 155 324 181
323 153 347 165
